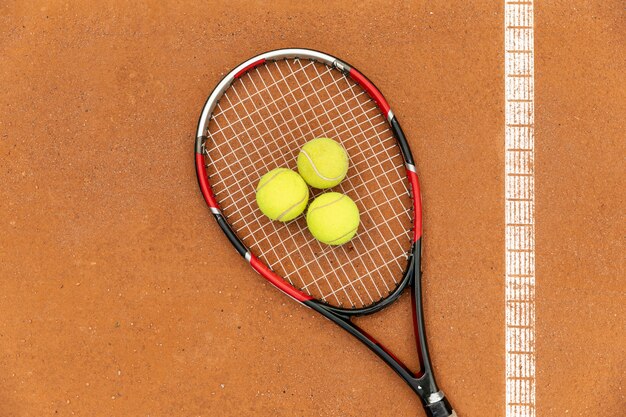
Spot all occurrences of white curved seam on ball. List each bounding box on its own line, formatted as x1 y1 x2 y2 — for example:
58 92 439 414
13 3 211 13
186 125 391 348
276 192 308 221
301 149 346 181
327 225 359 243
306 194 345 216
256 169 287 193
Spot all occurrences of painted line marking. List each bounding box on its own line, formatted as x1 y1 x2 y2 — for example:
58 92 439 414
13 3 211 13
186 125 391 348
505 1 536 416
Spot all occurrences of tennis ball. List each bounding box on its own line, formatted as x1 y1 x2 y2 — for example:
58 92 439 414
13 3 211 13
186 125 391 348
306 192 360 245
297 137 349 189
256 168 309 222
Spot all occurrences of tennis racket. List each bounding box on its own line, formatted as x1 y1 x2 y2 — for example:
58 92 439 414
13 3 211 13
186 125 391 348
195 48 456 417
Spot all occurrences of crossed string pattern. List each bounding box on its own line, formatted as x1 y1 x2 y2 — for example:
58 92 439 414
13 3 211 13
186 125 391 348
204 58 413 309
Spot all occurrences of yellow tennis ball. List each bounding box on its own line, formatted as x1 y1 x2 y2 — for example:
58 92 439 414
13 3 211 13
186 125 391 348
306 192 360 245
256 168 309 222
297 137 349 189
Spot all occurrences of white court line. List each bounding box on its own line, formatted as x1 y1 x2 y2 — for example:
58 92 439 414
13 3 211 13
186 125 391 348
505 1 536 417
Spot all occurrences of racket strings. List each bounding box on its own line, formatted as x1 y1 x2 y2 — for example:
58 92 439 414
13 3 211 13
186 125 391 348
204 58 413 309
210 61 404 306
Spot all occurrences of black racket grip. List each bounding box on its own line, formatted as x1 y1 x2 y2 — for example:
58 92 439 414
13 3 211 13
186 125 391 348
424 396 456 417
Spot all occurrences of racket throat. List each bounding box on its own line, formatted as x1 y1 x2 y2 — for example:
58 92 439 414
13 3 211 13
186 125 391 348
307 297 454 415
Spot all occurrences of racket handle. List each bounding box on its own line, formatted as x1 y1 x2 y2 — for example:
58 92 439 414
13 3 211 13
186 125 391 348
424 394 456 417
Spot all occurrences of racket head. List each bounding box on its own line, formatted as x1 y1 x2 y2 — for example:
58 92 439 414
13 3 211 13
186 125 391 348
195 48 422 315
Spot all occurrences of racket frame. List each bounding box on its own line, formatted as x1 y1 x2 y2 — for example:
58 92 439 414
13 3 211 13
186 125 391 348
195 48 455 417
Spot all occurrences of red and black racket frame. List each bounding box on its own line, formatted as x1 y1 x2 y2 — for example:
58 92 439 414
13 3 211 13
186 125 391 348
195 49 455 417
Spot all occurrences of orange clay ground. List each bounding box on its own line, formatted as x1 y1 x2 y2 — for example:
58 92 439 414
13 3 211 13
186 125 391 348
0 1 623 416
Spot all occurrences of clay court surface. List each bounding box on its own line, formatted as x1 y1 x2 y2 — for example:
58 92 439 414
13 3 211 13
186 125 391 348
0 1 624 416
